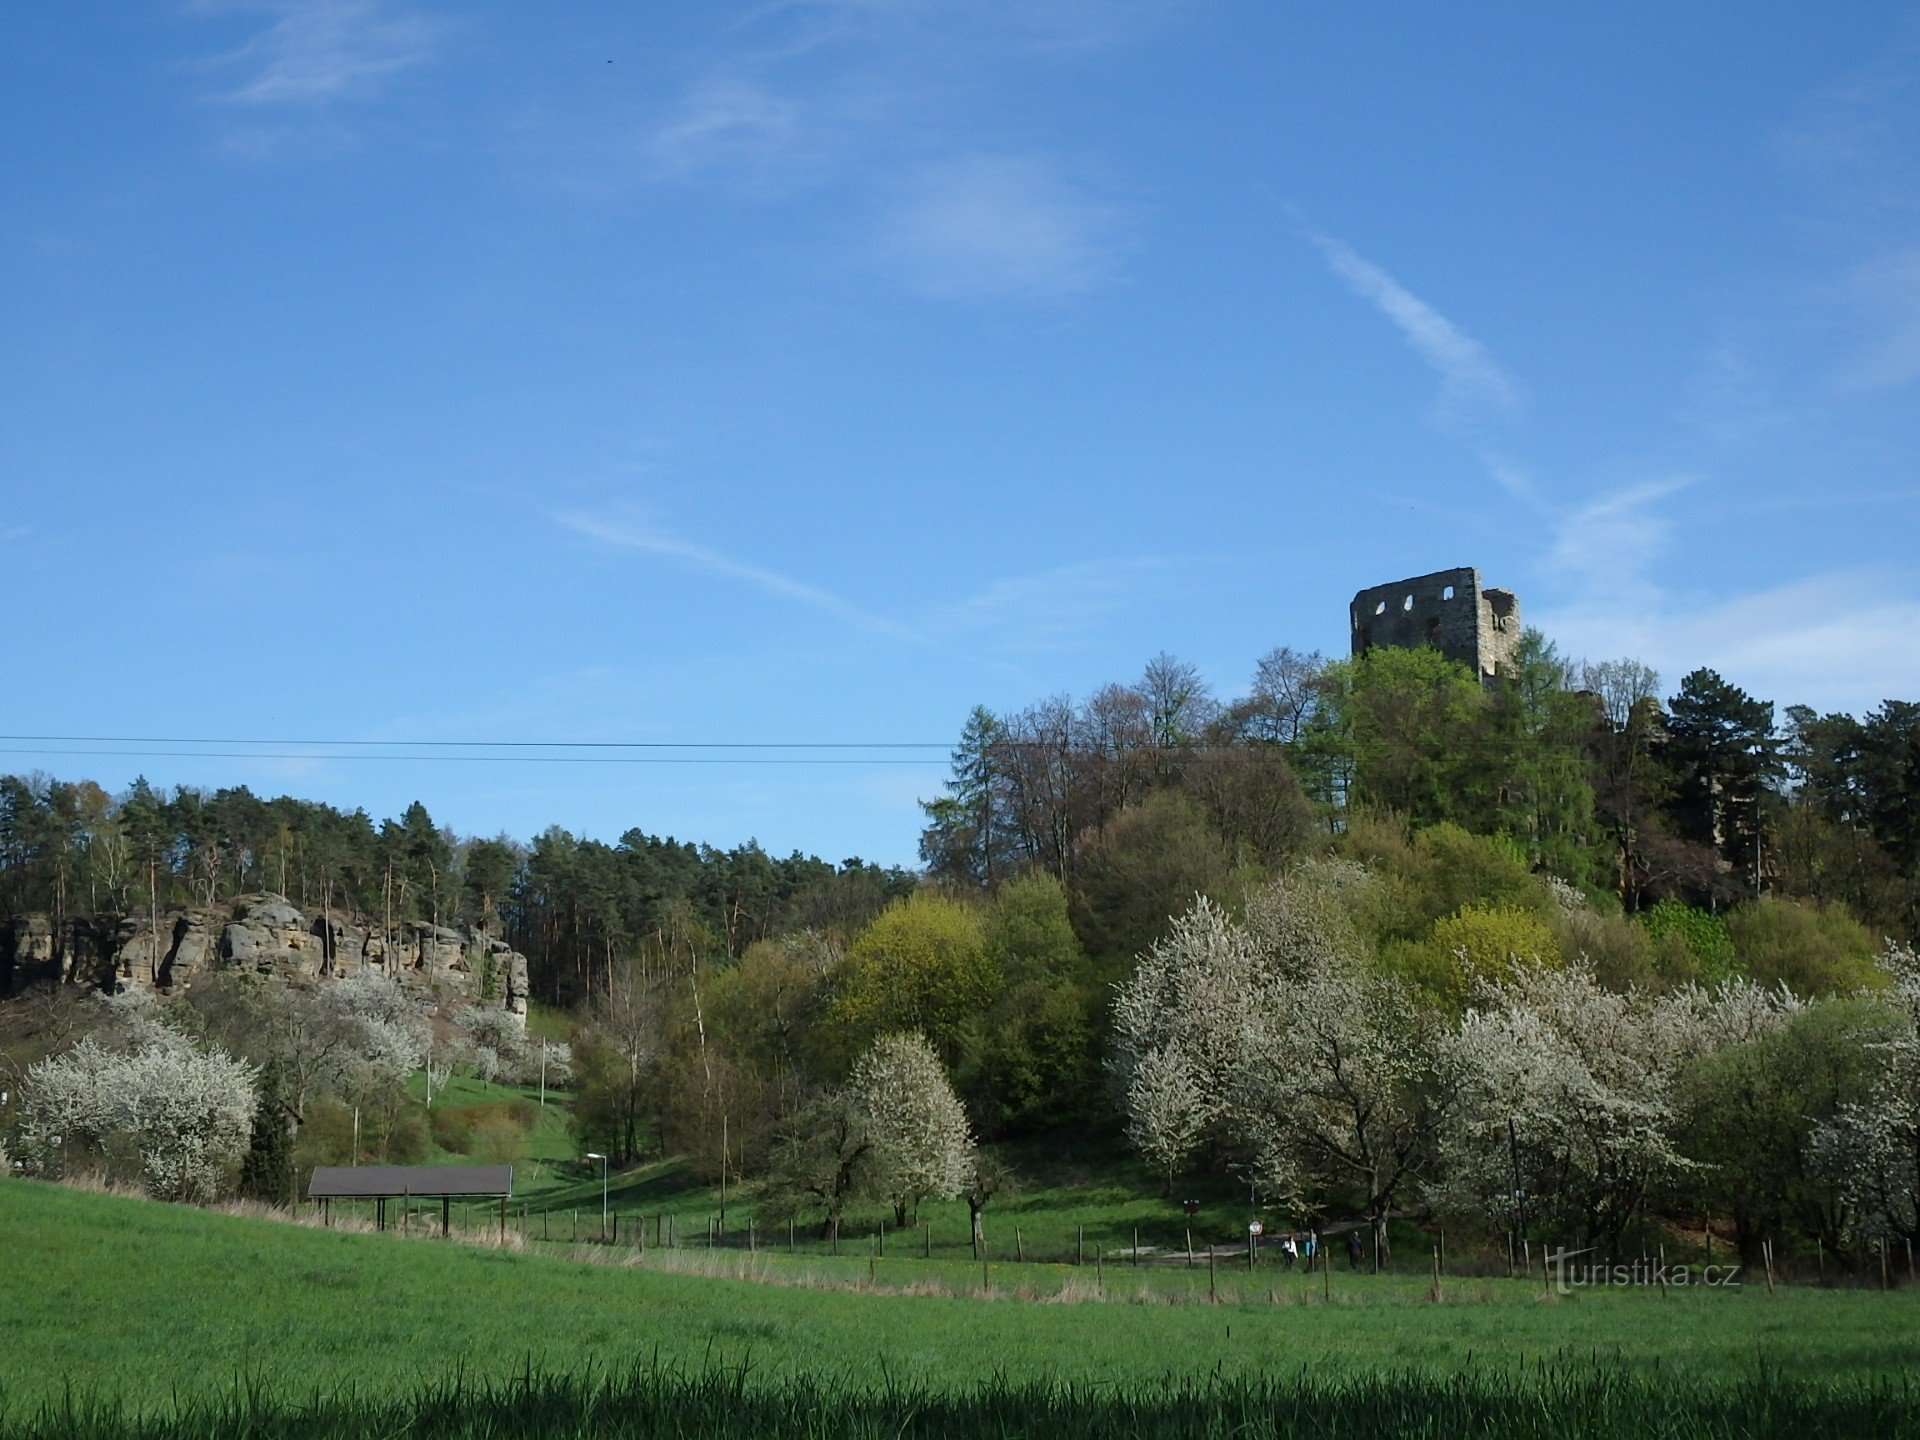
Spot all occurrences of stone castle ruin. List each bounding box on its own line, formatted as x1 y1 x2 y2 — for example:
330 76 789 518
1350 566 1520 681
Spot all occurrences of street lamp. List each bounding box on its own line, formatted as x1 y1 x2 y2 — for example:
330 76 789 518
586 1152 608 1241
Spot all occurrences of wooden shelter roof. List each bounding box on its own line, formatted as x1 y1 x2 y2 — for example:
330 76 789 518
307 1164 513 1199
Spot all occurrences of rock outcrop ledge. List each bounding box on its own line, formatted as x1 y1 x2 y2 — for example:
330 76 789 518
4 895 528 1020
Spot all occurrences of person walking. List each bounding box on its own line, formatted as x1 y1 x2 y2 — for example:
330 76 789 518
1347 1228 1365 1271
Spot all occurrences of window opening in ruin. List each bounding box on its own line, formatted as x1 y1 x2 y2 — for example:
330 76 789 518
1441 585 1454 601
1402 594 1414 611
1374 601 1387 616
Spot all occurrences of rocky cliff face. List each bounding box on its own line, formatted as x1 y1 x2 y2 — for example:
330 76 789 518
3 895 528 1021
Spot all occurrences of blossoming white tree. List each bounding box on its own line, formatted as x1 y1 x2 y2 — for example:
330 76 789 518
1432 964 1802 1246
848 1031 973 1227
20 1036 256 1200
1114 867 1445 1252
1811 944 1920 1246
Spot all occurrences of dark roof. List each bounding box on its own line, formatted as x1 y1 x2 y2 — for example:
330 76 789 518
308 1164 513 1199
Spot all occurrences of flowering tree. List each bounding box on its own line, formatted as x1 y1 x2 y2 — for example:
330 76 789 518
454 1004 528 1087
1433 965 1801 1246
848 1032 973 1227
1114 868 1445 1250
327 971 431 1092
19 1037 256 1200
1124 1043 1214 1196
1812 945 1920 1246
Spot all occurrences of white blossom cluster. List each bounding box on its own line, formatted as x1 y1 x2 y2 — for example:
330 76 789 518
18 1035 257 1199
1112 866 1433 1225
325 971 431 1092
1115 862 1814 1240
1811 944 1920 1242
848 1032 974 1219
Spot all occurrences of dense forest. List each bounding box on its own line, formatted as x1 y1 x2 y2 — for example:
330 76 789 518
5 628 1920 1263
0 775 915 1001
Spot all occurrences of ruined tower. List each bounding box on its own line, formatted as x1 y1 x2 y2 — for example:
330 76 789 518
1349 567 1521 681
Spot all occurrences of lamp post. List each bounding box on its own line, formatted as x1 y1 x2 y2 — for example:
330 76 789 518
586 1152 608 1241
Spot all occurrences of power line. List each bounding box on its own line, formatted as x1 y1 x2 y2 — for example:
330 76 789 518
0 734 951 750
0 748 946 766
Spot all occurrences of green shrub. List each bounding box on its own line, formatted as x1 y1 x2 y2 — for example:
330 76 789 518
1725 896 1885 997
1639 900 1738 984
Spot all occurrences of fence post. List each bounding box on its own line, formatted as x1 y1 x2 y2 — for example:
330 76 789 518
1077 1226 1084 1266
1185 1229 1193 1268
1016 1227 1024 1264
1208 1244 1217 1304
1132 1228 1139 1266
924 1222 930 1259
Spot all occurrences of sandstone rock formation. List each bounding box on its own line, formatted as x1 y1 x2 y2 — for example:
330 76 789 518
3 895 529 1022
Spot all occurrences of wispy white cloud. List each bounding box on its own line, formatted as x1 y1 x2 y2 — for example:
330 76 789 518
1540 475 1694 594
1534 568 1920 715
1775 26 1920 222
556 507 918 642
873 153 1124 300
1833 247 1920 391
1310 231 1520 425
644 78 807 182
554 3 1151 298
194 0 444 106
931 556 1179 652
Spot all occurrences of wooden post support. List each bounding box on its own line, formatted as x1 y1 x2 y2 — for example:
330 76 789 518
1095 1249 1103 1295
1248 1228 1255 1273
1185 1229 1194 1268
878 1220 885 1258
543 1210 549 1242
1077 1226 1084 1266
1431 1245 1441 1303
981 1242 989 1297
1658 1245 1668 1298
572 1209 578 1243
1016 1227 1024 1263
1133 1228 1139 1266
789 1218 795 1254
1323 1247 1331 1302
1208 1244 1217 1304
748 1220 754 1255
923 1222 930 1259
499 1195 507 1243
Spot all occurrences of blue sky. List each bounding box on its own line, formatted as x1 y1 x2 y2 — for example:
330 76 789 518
4 2 1918 866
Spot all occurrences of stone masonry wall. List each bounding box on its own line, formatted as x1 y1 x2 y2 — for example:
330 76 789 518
1350 566 1521 680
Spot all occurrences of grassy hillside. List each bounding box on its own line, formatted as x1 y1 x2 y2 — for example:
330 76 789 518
4 1179 1917 1424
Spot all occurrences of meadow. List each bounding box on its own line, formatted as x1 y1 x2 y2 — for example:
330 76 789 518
4 1178 1918 1437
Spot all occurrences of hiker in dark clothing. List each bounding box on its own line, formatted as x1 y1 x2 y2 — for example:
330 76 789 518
1347 1228 1365 1271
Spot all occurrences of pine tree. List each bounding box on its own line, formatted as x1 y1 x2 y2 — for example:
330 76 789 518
239 1066 296 1208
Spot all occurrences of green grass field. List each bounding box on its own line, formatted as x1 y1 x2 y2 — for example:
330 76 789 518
4 1178 1917 1428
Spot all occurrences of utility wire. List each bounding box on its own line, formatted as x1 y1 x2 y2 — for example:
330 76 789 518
0 734 950 750
0 748 946 766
